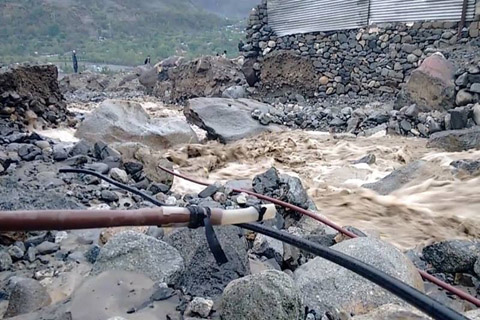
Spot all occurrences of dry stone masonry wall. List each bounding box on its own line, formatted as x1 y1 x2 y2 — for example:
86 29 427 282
242 0 480 99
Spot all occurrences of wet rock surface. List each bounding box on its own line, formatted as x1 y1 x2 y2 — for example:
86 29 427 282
427 127 480 152
164 226 249 297
220 270 304 320
422 240 480 273
92 231 184 284
185 97 280 143
294 237 424 316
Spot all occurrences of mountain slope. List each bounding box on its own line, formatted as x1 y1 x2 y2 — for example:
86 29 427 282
0 0 246 65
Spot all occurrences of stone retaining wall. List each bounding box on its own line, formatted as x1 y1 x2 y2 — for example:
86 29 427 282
241 0 480 98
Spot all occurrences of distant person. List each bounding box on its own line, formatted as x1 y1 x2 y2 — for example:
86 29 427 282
144 55 151 65
72 50 78 73
222 50 227 58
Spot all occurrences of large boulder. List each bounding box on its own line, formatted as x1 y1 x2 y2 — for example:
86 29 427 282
294 237 424 316
220 270 304 320
91 231 184 284
164 226 249 297
427 127 480 152
362 161 426 195
76 99 198 149
185 98 280 143
422 240 480 273
395 53 455 111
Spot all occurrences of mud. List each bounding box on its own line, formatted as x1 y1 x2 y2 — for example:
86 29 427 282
165 130 480 250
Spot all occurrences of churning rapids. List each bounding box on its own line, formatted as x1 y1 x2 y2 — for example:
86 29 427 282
43 101 480 251
166 130 480 251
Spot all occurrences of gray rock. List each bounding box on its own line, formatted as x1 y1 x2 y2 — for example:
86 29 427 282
427 127 480 152
93 142 121 160
18 144 42 161
70 140 91 156
185 98 280 143
456 89 474 106
52 145 69 161
26 247 36 262
422 240 480 273
352 304 431 320
253 167 280 194
362 161 425 195
4 278 52 318
185 297 214 318
252 233 284 265
294 237 424 316
281 174 309 209
450 106 470 129
92 231 184 284
404 104 420 118
8 246 24 261
100 190 119 202
465 309 480 320
451 159 480 175
76 99 198 149
198 184 219 198
84 162 110 174
400 119 412 131
36 241 60 255
85 244 100 264
394 53 455 112
164 226 249 297
222 86 247 99
354 154 376 165
220 270 304 320
470 83 480 94
0 251 12 271
109 168 128 184
456 72 469 87
473 104 480 125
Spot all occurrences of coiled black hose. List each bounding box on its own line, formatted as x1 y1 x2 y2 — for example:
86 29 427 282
62 169 468 320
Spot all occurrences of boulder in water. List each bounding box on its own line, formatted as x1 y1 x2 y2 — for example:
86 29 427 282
427 127 480 152
185 97 280 143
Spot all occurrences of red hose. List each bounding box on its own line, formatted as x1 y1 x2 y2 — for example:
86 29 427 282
159 165 480 307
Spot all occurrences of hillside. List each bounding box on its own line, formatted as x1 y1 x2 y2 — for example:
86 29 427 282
0 0 251 66
191 0 259 18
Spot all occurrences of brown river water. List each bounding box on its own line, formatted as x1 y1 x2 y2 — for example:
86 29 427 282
166 130 480 250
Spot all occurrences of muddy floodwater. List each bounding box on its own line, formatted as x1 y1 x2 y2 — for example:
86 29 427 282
165 130 480 251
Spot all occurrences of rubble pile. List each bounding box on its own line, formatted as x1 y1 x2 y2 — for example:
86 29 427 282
0 65 69 128
153 55 247 103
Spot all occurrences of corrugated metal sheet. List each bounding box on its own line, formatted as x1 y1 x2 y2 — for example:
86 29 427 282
267 0 370 36
369 0 476 24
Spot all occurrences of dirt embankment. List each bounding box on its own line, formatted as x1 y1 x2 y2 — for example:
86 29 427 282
0 65 69 128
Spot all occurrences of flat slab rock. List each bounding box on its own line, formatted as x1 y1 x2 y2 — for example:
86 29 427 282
427 126 480 152
185 98 282 143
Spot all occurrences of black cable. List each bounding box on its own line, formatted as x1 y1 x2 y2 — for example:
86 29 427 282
59 168 167 207
238 223 468 320
63 167 467 320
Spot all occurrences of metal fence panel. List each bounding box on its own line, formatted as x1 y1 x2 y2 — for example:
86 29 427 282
369 0 476 24
267 0 370 37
